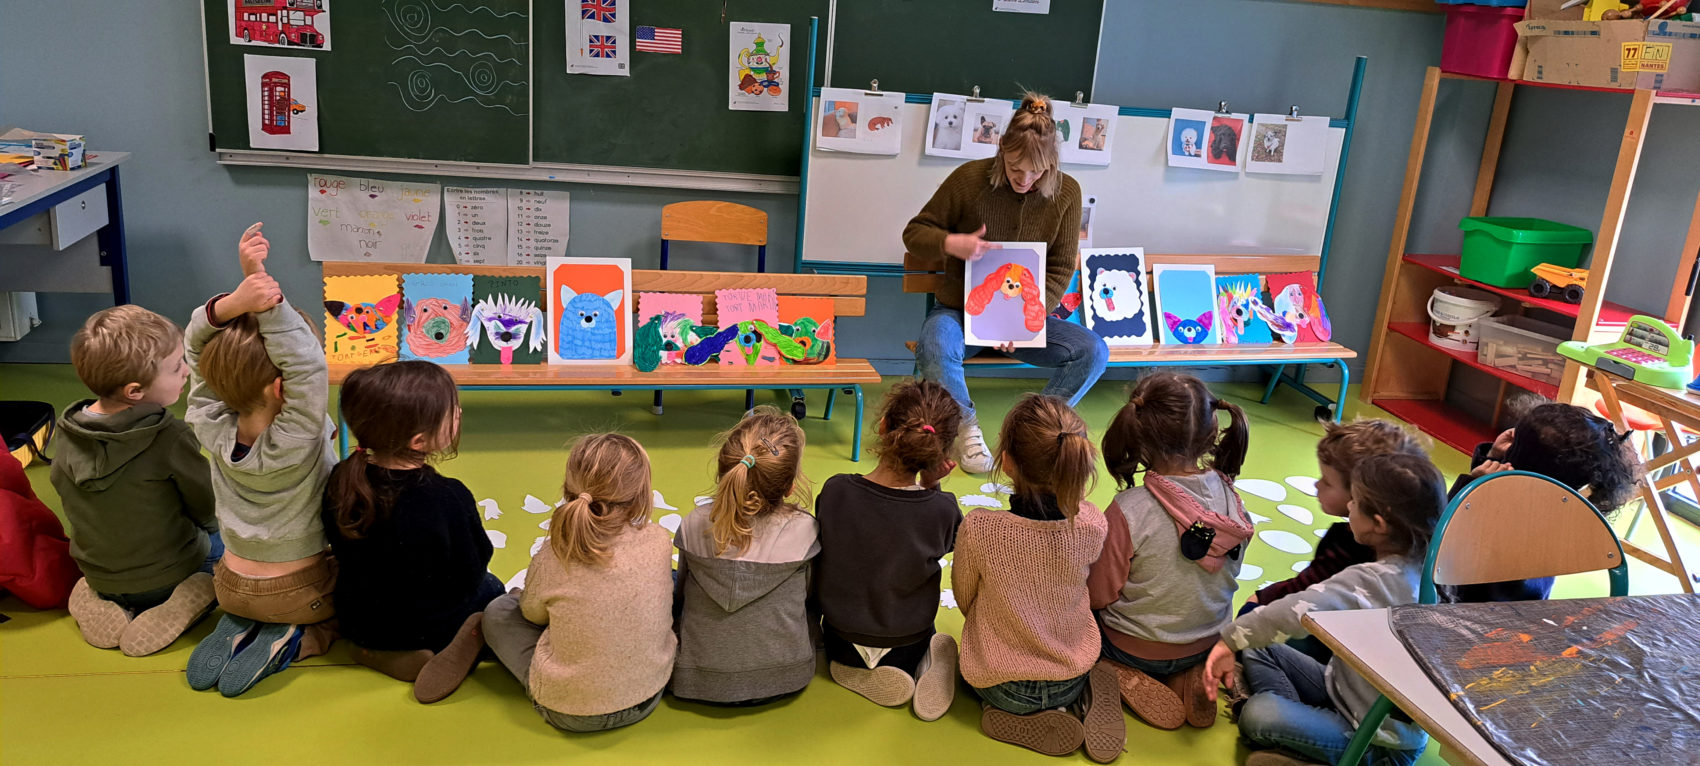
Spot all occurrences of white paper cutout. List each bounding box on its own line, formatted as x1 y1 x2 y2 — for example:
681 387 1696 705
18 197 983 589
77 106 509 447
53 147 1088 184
1234 564 1264 581
1285 476 1319 497
1314 528 1329 538
1258 529 1313 555
566 0 629 77
657 513 684 534
1277 505 1314 525
538 518 551 530
1291 560 1311 573
523 494 552 514
814 87 904 156
992 0 1050 12
530 536 548 555
1246 115 1328 176
729 22 788 112
505 568 528 591
479 498 503 520
980 482 1013 495
694 496 713 507
1236 479 1288 503
508 189 569 266
486 529 508 548
940 589 958 609
306 174 438 262
1246 510 1272 525
651 490 678 511
959 494 1003 508
245 55 319 152
446 187 508 265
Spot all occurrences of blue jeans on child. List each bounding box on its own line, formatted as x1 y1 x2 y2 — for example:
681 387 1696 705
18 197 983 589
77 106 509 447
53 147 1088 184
917 307 1110 420
1098 625 1211 677
974 674 1089 715
1237 643 1423 766
100 530 225 613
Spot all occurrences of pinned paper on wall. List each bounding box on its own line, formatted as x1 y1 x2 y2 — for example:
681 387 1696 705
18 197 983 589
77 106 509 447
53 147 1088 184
634 293 705 371
508 189 569 266
547 257 632 364
1208 113 1249 170
446 187 508 265
815 87 904 155
1166 107 1245 173
1265 271 1332 344
925 93 1014 160
965 243 1048 349
777 296 836 365
1153 264 1222 345
230 0 331 50
729 22 788 112
992 0 1051 12
713 289 781 367
323 274 402 365
1053 102 1117 166
1246 114 1329 176
245 54 319 152
400 273 475 364
469 275 547 365
1216 274 1275 345
1079 249 1152 346
307 174 440 262
567 0 629 76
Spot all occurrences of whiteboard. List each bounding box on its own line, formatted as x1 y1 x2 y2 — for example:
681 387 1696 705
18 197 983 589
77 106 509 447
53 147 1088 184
799 100 1344 266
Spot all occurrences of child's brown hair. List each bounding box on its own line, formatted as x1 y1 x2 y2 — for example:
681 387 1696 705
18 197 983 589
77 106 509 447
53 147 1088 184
70 305 183 399
1315 419 1428 490
200 314 283 414
710 405 809 555
327 361 460 539
552 433 652 567
873 380 961 476
996 394 1097 517
1102 372 1248 487
1350 453 1445 560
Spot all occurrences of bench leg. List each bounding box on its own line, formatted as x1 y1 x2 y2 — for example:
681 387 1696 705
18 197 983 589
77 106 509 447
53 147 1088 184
1261 364 1287 405
338 411 350 458
653 390 664 416
851 385 865 462
824 388 837 420
744 389 754 411
1333 361 1349 423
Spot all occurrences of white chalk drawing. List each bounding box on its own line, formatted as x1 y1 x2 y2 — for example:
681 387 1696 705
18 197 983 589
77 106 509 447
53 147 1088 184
382 0 528 116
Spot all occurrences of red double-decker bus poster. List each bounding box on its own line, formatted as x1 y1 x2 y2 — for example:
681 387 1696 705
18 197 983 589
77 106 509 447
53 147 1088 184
229 0 331 51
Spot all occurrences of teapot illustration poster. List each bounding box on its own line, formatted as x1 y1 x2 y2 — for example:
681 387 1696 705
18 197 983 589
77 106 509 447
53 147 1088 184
729 22 788 112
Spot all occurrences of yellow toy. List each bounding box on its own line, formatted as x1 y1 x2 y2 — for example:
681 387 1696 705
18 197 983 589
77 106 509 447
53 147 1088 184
1528 263 1589 304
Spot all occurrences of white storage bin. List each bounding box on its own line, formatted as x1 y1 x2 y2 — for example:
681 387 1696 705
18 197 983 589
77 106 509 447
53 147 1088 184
1476 315 1569 386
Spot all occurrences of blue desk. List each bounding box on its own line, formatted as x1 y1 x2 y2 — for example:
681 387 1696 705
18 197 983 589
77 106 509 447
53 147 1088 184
0 152 132 305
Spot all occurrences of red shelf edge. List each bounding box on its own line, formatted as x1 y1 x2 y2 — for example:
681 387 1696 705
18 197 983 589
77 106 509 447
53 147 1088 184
1403 253 1639 326
1386 322 1561 398
1437 70 1700 102
1372 398 1495 457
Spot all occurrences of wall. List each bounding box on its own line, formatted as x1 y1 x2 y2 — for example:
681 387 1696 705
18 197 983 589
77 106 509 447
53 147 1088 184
6 0 1464 386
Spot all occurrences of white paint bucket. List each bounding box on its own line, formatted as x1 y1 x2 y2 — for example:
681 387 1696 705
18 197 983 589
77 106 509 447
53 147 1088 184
1427 286 1500 352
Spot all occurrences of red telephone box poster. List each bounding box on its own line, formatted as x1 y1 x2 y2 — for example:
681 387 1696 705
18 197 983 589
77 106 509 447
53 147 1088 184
244 54 319 151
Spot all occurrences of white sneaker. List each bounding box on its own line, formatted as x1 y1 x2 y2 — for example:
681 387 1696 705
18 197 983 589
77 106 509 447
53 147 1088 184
960 421 994 474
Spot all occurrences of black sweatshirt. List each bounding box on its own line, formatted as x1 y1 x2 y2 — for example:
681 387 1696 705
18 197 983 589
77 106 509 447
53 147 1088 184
815 474 961 647
321 465 494 651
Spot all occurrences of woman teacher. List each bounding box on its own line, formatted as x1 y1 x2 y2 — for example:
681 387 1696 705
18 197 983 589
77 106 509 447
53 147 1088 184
902 93 1109 474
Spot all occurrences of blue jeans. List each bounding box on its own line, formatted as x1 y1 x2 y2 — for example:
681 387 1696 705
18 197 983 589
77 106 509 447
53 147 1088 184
1098 625 1211 677
100 530 224 613
917 307 1110 420
1238 644 1422 766
974 674 1089 715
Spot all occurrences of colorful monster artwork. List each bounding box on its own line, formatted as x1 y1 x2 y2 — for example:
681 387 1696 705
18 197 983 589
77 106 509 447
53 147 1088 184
1151 263 1222 345
1215 274 1274 345
1163 311 1215 345
322 274 402 365
1262 272 1333 344
400 273 474 364
546 257 632 365
468 276 547 365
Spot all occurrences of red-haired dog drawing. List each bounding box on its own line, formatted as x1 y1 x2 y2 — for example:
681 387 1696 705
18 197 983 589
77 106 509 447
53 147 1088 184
965 262 1046 333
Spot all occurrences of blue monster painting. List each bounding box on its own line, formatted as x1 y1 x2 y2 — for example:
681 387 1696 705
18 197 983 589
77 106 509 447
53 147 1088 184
1163 311 1214 344
556 285 625 360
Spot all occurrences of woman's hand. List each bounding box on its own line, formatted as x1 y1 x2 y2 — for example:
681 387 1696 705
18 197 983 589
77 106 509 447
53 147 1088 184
943 224 998 261
1203 641 1237 703
993 341 1016 354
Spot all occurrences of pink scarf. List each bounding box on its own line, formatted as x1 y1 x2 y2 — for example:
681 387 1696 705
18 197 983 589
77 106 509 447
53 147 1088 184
1145 472 1256 573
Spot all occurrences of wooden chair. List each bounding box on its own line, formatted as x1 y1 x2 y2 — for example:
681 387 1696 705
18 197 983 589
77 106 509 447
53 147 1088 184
1336 470 1628 766
657 201 775 414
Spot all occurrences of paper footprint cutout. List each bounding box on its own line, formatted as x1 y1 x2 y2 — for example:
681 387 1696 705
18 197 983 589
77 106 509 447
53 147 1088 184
505 568 528 591
940 589 958 609
479 498 503 521
486 529 508 548
538 518 551 530
530 536 548 556
523 494 552 514
694 496 713 507
652 490 678 511
959 494 1003 508
657 513 684 534
980 482 1013 495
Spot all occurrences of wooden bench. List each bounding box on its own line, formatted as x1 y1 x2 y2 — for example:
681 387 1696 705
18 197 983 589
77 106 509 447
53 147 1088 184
902 252 1359 420
322 263 881 460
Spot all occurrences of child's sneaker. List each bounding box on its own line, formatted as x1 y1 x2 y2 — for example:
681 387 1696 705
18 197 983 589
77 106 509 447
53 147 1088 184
187 614 258 690
120 573 215 657
912 633 959 721
959 420 994 474
830 661 915 707
980 704 1086 756
1166 662 1219 728
1107 661 1186 730
68 578 130 649
217 622 302 697
414 612 485 704
1079 662 1127 763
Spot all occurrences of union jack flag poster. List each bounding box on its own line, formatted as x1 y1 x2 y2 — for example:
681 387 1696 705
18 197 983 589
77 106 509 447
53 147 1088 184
588 34 617 58
567 0 629 76
581 0 616 23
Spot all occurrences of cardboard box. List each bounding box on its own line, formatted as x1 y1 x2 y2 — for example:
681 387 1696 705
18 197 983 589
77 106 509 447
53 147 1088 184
30 134 85 171
1640 19 1700 92
1524 0 1587 22
1514 20 1649 89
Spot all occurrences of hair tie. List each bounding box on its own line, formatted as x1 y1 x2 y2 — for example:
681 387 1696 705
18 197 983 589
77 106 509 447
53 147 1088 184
1057 431 1074 444
576 492 593 504
352 446 367 455
920 424 936 434
740 454 756 469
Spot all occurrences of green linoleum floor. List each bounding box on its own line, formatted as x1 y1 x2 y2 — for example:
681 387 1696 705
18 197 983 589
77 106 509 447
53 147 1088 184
2 364 1694 765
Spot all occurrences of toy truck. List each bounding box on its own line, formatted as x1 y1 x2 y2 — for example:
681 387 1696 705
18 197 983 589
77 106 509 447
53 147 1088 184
1528 263 1588 304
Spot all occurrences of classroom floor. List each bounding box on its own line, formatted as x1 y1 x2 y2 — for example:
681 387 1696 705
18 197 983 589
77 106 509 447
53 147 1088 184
3 364 1694 766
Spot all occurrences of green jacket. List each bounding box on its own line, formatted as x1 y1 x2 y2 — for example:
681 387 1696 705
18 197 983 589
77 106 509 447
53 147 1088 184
51 401 217 595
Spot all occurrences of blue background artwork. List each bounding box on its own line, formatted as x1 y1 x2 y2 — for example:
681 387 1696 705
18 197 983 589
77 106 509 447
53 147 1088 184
556 285 625 360
1154 265 1222 345
400 273 475 364
1215 274 1274 344
1171 118 1207 158
1080 250 1152 345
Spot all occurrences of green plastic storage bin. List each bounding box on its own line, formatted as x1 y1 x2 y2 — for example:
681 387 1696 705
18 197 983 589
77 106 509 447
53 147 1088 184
1457 217 1593 289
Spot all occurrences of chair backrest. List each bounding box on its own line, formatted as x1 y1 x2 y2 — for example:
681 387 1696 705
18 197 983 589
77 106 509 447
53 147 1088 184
900 251 1321 295
1421 470 1628 603
661 201 767 246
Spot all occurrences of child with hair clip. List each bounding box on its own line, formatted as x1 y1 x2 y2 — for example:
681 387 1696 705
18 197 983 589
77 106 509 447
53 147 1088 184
953 395 1124 763
1204 453 1443 766
320 360 501 704
1445 401 1641 603
1088 372 1254 731
816 380 962 720
672 406 819 706
484 433 675 732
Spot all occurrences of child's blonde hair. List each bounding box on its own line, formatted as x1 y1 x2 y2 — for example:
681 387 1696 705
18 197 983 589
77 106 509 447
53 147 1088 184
710 406 808 555
552 433 653 566
69 305 182 399
1315 419 1428 491
200 314 281 414
996 394 1097 517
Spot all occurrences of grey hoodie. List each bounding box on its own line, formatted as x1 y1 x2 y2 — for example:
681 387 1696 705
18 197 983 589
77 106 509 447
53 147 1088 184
185 297 337 563
672 505 819 703
51 401 218 595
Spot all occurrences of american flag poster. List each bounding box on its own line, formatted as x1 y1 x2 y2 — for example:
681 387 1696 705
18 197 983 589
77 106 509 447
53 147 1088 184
635 25 682 54
566 0 628 76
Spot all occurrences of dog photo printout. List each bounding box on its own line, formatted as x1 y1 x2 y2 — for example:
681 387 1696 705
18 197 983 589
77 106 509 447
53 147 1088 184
1166 107 1243 173
1245 114 1328 176
1079 248 1153 346
925 93 1014 160
815 87 904 155
1052 102 1118 166
964 243 1048 349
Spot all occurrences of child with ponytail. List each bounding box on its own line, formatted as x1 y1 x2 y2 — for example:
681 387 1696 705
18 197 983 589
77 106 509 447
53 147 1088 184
320 361 500 704
1088 372 1254 731
953 394 1124 763
483 433 675 732
816 380 963 720
672 405 818 705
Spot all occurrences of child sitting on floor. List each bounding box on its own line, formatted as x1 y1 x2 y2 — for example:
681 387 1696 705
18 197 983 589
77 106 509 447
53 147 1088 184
954 394 1123 763
484 433 675 732
184 223 340 697
54 305 220 656
1205 452 1443 766
1088 372 1253 730
672 406 818 706
816 380 962 720
322 360 501 704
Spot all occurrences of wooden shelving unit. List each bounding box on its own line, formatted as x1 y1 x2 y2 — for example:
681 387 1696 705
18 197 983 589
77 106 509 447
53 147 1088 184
1364 68 1699 454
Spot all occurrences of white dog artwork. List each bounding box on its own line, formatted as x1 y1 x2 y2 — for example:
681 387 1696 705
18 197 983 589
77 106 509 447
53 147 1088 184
1080 248 1154 346
1090 268 1143 322
932 99 963 151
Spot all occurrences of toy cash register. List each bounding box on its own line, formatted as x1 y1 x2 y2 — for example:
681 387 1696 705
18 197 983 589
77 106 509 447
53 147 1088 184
1557 315 1694 389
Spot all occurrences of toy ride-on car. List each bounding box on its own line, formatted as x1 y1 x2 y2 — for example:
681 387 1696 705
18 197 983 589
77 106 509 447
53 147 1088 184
1528 263 1587 304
